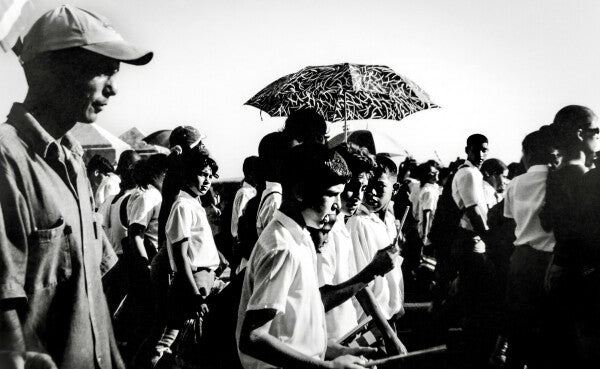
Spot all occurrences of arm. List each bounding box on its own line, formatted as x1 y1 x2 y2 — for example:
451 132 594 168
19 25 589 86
128 223 149 261
239 309 365 369
171 239 201 296
464 205 489 237
320 245 398 312
0 307 24 352
422 209 432 242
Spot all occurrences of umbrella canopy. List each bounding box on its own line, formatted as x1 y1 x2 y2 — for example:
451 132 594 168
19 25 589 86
142 129 172 148
328 129 409 158
246 63 438 123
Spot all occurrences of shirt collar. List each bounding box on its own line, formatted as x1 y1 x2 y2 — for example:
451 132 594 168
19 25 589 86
6 103 84 159
273 210 313 247
178 189 199 202
527 165 549 173
242 181 254 189
265 181 282 193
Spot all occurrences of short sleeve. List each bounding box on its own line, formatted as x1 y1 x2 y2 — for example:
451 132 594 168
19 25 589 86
347 217 374 272
128 190 159 228
420 189 438 212
0 153 28 303
246 248 299 313
256 196 280 236
456 169 482 208
166 201 193 244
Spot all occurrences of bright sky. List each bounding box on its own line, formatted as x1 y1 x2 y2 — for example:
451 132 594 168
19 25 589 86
2 0 599 178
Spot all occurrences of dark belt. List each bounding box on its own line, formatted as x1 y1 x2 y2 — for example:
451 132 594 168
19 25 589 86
191 267 213 274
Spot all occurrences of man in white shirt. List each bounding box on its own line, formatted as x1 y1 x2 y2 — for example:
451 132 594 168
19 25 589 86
450 133 499 367
237 143 371 369
503 129 555 368
255 132 288 237
231 156 259 240
414 162 441 247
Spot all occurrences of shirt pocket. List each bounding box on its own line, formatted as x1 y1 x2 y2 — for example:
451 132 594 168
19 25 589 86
27 217 73 293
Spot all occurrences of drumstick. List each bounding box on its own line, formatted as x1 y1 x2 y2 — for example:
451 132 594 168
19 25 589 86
364 344 447 367
388 205 410 253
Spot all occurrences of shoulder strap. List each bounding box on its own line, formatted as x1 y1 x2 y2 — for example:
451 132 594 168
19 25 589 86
120 194 132 227
258 190 282 212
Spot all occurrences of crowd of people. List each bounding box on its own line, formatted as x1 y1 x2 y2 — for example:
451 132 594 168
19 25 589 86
1 5 600 369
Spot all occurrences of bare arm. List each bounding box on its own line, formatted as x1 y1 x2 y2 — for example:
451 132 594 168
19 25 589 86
171 239 200 296
465 205 489 237
0 307 24 351
422 209 432 242
128 223 149 261
239 309 365 369
320 245 397 312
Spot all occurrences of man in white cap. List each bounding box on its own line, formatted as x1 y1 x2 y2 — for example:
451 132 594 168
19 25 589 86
0 5 152 369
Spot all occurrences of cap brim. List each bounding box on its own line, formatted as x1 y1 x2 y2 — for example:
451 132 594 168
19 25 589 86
82 40 153 65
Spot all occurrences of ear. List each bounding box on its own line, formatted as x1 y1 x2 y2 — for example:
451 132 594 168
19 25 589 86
576 128 585 142
291 182 305 203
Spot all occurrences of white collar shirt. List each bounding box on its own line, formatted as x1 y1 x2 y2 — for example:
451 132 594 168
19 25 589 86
317 216 358 342
482 180 502 209
99 189 134 254
95 172 121 209
452 160 488 231
127 184 162 251
416 183 441 244
231 181 257 238
166 191 220 271
504 165 556 252
237 210 327 369
256 181 283 237
346 208 404 321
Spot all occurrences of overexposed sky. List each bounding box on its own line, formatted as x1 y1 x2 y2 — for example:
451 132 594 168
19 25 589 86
2 0 599 178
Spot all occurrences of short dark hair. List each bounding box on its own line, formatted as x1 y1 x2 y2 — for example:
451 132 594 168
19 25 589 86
333 143 376 178
373 154 397 179
242 156 259 178
397 157 417 179
551 105 597 152
180 148 219 184
282 143 351 202
87 154 114 176
466 133 488 148
115 150 142 190
522 126 554 165
283 108 327 144
415 160 440 185
133 154 168 189
258 131 291 182
480 158 507 177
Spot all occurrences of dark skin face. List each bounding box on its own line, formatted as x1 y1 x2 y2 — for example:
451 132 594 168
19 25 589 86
365 172 395 214
466 142 489 169
341 172 369 216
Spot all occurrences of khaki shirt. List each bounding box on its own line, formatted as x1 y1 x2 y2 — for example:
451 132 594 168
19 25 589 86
0 103 122 369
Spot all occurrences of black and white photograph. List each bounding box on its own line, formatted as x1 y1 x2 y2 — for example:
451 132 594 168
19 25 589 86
1 1 599 368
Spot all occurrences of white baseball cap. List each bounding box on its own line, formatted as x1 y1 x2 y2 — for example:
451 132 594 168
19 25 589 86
19 5 153 65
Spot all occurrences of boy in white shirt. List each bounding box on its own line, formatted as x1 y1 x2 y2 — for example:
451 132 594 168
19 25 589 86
347 155 405 322
237 143 375 369
166 150 222 328
317 144 398 343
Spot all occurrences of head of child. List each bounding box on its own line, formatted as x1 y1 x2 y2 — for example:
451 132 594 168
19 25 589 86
281 143 351 229
242 156 260 187
481 158 509 194
179 149 219 197
415 160 440 187
334 143 376 217
365 154 397 214
132 154 168 191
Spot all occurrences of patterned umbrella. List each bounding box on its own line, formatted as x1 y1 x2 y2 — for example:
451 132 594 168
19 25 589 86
245 63 439 126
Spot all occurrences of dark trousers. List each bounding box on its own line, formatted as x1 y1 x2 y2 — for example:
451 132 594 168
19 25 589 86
505 245 552 369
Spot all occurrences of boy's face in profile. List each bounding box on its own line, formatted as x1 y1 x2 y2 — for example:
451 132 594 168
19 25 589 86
365 171 395 213
302 183 344 229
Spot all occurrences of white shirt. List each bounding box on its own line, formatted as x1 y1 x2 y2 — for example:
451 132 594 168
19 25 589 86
236 211 327 369
504 165 556 252
452 160 488 231
317 216 358 342
98 189 134 254
256 181 282 237
127 185 162 251
406 179 421 219
416 183 440 245
166 190 221 272
231 181 257 238
483 181 502 209
346 207 404 321
95 172 121 209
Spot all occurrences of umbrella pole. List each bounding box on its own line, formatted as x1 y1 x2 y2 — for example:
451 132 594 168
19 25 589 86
343 93 348 143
